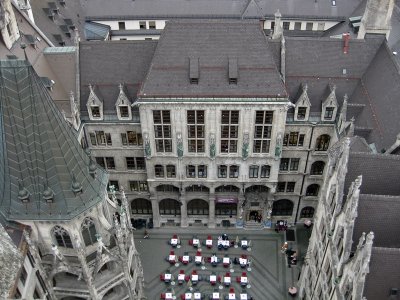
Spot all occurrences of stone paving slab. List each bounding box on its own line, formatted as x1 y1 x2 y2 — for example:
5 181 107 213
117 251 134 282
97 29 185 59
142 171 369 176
133 227 303 300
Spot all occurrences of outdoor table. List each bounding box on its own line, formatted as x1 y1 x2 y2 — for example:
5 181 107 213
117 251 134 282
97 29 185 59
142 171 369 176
178 274 185 282
223 276 231 285
192 274 199 282
223 240 230 248
211 256 218 264
169 254 176 263
165 292 173 300
193 238 200 247
228 293 236 300
240 276 248 285
241 240 248 248
195 255 202 264
210 275 217 283
194 292 202 299
206 239 213 248
240 294 248 300
239 258 247 267
223 257 230 266
170 238 178 246
185 292 193 300
182 255 190 264
212 292 220 299
164 273 172 282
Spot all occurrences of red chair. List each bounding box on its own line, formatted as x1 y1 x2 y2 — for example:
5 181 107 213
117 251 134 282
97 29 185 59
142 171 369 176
229 288 235 293
207 235 212 239
241 254 247 259
192 270 197 275
218 276 222 282
185 275 190 281
160 274 165 281
180 270 185 274
236 277 241 283
170 250 175 255
180 295 185 300
196 250 201 256
189 240 193 245
173 234 177 238
242 272 247 276
226 272 230 277
161 293 166 299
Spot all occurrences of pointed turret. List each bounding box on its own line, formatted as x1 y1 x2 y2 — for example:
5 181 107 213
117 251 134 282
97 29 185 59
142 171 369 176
0 60 109 221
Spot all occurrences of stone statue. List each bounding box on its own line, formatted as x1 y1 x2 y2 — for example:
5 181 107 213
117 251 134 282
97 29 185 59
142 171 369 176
275 133 283 159
144 133 151 159
177 132 183 158
209 133 216 159
242 132 249 160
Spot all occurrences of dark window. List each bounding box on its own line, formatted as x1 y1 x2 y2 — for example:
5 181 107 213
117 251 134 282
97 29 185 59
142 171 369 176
221 111 239 153
218 165 227 178
155 165 164 177
315 135 330 151
272 199 294 216
186 185 209 192
187 165 196 178
198 165 207 178
229 165 239 178
91 106 100 118
154 110 172 152
310 161 325 175
253 111 273 153
260 165 270 178
90 131 112 146
187 110 205 153
286 182 296 192
166 165 176 178
300 206 315 218
324 107 335 120
105 157 115 169
277 182 286 193
294 22 301 30
119 106 129 118
126 157 136 169
290 158 300 171
215 203 237 216
187 199 209 215
52 226 73 248
283 22 290 30
118 22 125 30
131 198 152 214
280 158 289 171
215 185 239 193
249 165 259 178
297 107 307 120
159 199 181 215
149 21 156 29
95 157 106 168
139 21 146 29
156 185 179 192
289 132 299 146
306 22 313 30
108 180 119 191
129 181 148 192
33 289 40 299
298 134 305 146
125 157 145 170
121 131 143 146
306 184 320 196
81 217 97 246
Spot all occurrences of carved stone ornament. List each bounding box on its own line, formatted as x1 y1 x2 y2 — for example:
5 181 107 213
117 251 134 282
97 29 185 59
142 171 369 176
209 133 216 159
275 133 283 159
177 132 183 158
144 132 151 159
242 132 249 160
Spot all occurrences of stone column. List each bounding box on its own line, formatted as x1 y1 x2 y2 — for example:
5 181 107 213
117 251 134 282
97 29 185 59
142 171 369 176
151 196 161 228
208 194 216 228
180 196 188 227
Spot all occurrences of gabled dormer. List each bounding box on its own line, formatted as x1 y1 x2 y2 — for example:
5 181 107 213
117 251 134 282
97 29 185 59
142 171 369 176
86 84 103 120
321 84 338 121
115 83 132 120
294 83 311 121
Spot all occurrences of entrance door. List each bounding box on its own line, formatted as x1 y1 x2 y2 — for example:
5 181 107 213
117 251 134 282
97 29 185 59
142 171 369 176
249 210 259 221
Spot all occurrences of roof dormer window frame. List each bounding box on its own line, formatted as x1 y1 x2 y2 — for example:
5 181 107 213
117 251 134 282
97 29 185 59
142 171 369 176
86 84 103 120
115 83 132 120
294 83 311 121
321 84 338 121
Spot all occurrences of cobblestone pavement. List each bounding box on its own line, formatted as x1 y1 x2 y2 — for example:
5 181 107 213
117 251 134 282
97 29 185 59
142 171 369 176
133 226 309 300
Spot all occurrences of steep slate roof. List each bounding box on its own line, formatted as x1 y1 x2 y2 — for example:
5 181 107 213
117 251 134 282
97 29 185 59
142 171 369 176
0 60 108 221
79 40 157 115
344 152 400 196
353 195 400 249
363 247 400 300
139 20 286 99
84 0 361 20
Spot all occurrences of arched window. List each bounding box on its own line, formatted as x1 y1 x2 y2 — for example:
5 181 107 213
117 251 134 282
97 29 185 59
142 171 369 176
245 185 268 193
272 199 294 216
215 203 237 216
159 199 181 215
300 206 315 218
187 199 209 215
306 184 320 196
185 185 210 193
310 161 325 175
131 198 152 214
52 226 73 248
315 135 330 151
215 185 240 193
156 184 179 192
81 217 97 246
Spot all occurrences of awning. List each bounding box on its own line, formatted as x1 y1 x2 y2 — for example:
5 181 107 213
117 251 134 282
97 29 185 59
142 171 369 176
216 197 238 204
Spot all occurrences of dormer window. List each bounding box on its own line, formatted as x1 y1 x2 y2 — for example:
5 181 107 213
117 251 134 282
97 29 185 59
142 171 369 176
119 106 129 118
297 107 307 120
91 106 100 118
324 107 335 120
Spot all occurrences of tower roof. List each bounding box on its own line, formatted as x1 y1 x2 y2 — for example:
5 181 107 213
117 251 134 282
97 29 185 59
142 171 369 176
0 60 109 221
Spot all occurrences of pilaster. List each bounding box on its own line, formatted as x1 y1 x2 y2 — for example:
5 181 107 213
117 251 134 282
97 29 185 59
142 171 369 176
208 195 216 228
151 197 160 228
180 195 188 227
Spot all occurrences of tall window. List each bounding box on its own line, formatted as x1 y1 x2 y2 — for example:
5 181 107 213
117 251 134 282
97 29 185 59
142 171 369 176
52 226 73 248
253 111 273 153
272 199 294 216
131 199 152 214
310 161 325 175
153 110 172 152
198 165 207 178
283 132 305 147
119 106 129 118
306 184 320 196
187 110 205 153
126 157 145 170
260 165 271 178
91 106 100 118
297 107 307 120
89 131 112 146
95 157 115 170
215 203 237 216
315 134 330 151
221 110 239 153
218 165 228 178
81 217 97 246
249 165 259 178
154 165 164 177
280 158 299 171
229 165 239 178
277 182 296 193
121 131 143 146
186 165 196 178
166 165 176 178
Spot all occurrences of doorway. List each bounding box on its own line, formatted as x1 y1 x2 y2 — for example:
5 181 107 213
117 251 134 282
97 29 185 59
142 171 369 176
248 210 262 222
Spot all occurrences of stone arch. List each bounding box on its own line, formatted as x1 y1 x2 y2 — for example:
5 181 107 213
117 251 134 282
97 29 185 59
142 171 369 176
130 198 152 214
159 198 181 215
306 184 320 196
52 271 86 289
187 199 209 215
272 199 294 216
315 134 330 151
310 161 325 175
185 184 210 193
50 266 81 282
156 184 179 192
97 258 119 274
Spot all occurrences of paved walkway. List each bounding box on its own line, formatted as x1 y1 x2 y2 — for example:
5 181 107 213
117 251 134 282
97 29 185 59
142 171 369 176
133 225 311 299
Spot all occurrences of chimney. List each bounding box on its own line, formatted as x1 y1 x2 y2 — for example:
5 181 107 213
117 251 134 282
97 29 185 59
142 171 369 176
343 33 350 54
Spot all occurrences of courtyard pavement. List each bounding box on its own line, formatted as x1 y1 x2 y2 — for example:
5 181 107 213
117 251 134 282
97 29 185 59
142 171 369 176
133 225 311 300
